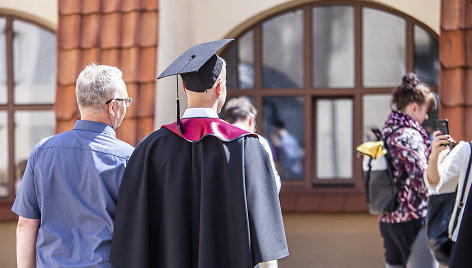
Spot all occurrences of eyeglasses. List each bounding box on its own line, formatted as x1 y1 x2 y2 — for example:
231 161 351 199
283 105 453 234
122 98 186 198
106 97 133 107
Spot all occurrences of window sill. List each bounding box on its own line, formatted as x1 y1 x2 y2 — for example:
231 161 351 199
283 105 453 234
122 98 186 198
0 202 17 221
280 192 368 213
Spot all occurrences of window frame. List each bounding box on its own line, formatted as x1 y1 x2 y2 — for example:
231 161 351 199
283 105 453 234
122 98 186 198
0 14 55 220
223 1 438 211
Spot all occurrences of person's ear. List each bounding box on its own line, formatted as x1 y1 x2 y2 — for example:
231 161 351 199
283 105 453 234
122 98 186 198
405 102 416 115
249 116 256 130
248 115 254 126
215 80 222 96
182 82 187 94
107 101 116 116
411 102 419 114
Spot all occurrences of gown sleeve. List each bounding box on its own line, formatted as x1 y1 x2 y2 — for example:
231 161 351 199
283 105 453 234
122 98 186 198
244 137 289 265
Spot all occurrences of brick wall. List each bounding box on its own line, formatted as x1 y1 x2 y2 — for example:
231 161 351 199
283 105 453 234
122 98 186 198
440 0 472 141
56 0 159 146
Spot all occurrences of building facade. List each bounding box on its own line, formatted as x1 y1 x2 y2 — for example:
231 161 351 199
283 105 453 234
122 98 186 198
2 0 470 266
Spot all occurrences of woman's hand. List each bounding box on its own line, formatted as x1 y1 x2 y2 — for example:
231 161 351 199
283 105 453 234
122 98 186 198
430 130 455 157
427 130 455 186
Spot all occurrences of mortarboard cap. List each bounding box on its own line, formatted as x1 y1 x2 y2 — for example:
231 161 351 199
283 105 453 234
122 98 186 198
157 39 234 92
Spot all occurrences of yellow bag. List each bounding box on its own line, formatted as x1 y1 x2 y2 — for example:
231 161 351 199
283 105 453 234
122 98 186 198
356 141 386 159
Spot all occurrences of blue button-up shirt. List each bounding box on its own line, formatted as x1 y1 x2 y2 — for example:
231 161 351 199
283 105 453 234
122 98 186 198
12 120 134 267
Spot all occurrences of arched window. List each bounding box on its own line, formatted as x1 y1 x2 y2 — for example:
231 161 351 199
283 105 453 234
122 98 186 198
0 15 56 210
223 1 438 211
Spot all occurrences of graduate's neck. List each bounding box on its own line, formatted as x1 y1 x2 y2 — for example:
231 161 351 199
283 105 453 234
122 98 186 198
186 103 219 114
186 89 219 114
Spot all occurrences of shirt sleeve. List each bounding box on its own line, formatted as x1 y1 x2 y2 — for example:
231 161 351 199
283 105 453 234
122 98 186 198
434 141 468 193
11 151 40 219
389 129 429 195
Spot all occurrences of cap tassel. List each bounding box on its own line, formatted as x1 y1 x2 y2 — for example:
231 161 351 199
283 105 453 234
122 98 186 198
176 76 181 126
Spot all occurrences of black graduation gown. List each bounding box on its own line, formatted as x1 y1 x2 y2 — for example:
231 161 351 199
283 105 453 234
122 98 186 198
110 118 288 268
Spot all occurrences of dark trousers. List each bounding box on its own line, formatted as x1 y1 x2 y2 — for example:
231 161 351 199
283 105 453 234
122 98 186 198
379 219 423 265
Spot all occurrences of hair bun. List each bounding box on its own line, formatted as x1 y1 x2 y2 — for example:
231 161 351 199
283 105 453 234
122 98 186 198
402 73 419 87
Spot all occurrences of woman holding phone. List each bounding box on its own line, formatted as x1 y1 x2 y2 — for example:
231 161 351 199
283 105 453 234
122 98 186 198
425 124 472 267
379 73 438 268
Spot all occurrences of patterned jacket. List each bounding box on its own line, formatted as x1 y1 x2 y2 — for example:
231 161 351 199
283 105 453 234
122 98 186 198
380 110 431 223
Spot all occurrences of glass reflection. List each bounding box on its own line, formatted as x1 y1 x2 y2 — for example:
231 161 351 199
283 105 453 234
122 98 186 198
362 94 392 142
13 20 56 104
14 111 55 189
363 8 405 87
312 6 354 88
0 111 7 197
225 30 254 90
0 18 6 105
414 25 439 86
262 9 304 88
263 97 304 179
316 99 352 179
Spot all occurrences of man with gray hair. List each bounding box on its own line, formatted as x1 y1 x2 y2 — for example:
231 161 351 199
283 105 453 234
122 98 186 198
12 63 134 267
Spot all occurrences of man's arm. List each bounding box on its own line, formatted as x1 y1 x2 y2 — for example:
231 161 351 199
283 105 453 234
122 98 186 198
17 216 40 268
259 260 278 268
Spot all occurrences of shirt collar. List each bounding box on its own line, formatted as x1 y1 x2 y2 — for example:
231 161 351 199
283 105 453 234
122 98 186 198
73 120 117 138
182 108 219 119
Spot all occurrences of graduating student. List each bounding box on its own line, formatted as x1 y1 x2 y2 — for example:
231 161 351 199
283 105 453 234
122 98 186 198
110 39 288 268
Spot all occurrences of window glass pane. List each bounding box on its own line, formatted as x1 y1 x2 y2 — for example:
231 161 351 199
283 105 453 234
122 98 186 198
225 30 254 90
312 6 354 88
414 25 439 86
13 20 56 104
262 9 304 88
316 98 352 179
224 43 238 89
263 97 304 179
363 8 406 87
0 18 6 105
362 94 392 142
0 111 7 197
14 111 55 187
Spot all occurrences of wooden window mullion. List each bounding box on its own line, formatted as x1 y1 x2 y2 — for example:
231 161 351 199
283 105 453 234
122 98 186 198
354 3 362 89
406 20 414 73
6 17 15 201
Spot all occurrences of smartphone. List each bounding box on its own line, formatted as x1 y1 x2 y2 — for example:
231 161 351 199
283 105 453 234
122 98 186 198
436 119 449 135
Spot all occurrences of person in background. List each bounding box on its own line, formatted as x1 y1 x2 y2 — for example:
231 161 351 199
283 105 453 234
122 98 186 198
378 73 438 268
270 120 304 179
223 97 281 193
425 129 472 267
110 40 288 268
12 64 134 267
422 120 435 142
15 159 28 193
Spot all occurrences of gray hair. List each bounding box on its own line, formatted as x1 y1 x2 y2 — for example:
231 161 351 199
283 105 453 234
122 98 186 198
76 63 126 113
